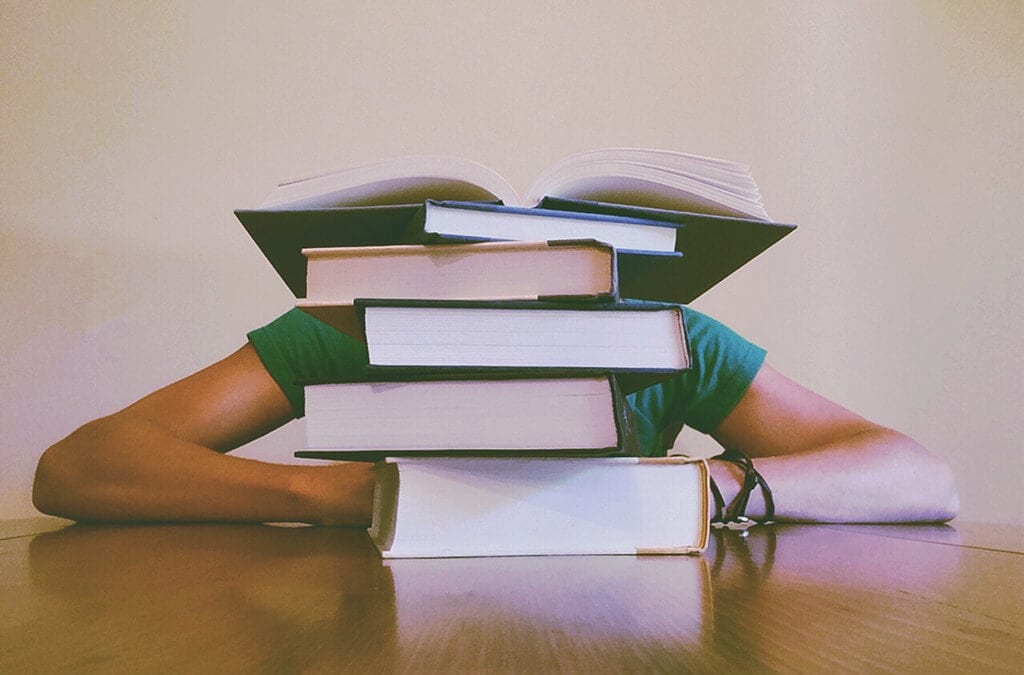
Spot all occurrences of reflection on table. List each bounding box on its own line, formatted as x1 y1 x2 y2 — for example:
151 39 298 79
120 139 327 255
1 520 1020 672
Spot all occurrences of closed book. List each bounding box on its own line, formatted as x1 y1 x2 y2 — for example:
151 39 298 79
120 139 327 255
368 456 711 558
302 239 620 304
296 374 637 460
411 199 681 253
298 299 690 394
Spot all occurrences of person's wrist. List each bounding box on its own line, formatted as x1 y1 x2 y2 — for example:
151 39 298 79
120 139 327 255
708 457 767 521
291 463 375 527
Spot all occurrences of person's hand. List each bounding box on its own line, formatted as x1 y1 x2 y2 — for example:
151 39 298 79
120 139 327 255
297 462 376 527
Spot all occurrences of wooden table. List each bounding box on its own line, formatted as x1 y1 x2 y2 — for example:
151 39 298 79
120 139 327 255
2 518 1021 672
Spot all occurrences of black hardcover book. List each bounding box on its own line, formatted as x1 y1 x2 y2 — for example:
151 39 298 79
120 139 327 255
538 197 796 303
235 198 793 303
299 298 690 395
235 205 421 297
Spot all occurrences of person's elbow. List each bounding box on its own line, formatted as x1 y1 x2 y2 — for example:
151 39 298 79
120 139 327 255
931 455 960 523
33 433 77 518
900 432 959 523
33 418 111 519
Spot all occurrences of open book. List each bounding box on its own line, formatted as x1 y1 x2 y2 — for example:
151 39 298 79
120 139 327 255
259 148 769 221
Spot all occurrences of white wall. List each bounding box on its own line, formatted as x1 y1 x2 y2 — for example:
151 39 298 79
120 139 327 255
3 1 1021 523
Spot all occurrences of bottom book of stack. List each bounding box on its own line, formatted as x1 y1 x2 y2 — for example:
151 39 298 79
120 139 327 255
366 456 710 559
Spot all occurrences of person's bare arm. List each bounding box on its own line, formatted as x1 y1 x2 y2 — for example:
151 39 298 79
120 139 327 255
32 343 374 525
707 363 959 523
35 344 958 526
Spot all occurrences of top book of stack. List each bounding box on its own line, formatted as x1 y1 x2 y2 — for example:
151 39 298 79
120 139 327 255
257 148 768 217
236 148 796 304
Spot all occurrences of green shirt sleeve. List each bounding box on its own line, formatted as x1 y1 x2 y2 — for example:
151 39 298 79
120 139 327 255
247 308 369 417
627 306 766 454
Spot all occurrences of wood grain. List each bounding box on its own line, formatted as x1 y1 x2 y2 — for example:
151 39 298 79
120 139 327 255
1 521 1020 672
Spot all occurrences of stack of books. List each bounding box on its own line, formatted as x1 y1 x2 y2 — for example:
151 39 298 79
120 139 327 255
237 148 795 558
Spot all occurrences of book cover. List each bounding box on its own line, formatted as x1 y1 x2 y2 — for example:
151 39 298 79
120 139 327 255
236 204 421 297
541 197 796 303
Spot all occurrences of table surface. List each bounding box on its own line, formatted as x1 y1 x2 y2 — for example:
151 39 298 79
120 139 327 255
2 517 1021 673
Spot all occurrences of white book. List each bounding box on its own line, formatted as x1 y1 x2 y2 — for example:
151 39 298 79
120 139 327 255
299 375 636 457
368 456 710 558
299 300 689 386
300 239 618 305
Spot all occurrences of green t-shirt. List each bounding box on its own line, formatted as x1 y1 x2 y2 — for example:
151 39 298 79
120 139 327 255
247 306 766 457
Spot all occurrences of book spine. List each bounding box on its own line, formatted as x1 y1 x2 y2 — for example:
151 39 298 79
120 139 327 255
674 305 690 369
538 239 620 303
400 203 430 243
608 374 640 457
368 461 399 551
617 250 693 304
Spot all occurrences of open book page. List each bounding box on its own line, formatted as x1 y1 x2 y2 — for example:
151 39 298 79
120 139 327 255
257 148 768 219
526 148 768 220
531 148 757 190
261 156 518 209
537 173 765 219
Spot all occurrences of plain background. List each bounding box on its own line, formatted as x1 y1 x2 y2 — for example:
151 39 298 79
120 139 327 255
2 1 1020 524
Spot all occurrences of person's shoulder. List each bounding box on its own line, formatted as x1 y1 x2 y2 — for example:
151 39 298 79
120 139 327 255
250 307 332 335
247 307 366 349
246 307 369 417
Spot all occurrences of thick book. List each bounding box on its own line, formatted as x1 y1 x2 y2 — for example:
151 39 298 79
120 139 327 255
295 373 638 460
235 148 794 302
301 239 622 304
367 456 711 558
298 299 690 394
